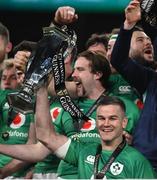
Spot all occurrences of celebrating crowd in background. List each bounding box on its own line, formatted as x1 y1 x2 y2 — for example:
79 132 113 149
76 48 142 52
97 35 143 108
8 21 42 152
0 0 157 179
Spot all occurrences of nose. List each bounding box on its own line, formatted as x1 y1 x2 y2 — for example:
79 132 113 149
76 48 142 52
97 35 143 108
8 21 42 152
104 118 110 126
1 78 11 89
144 38 152 46
4 78 11 85
72 69 77 78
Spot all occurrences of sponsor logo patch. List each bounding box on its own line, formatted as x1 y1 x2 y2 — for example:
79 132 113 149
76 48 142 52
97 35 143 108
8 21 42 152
85 155 95 164
81 117 96 132
50 107 62 122
119 86 131 93
10 113 25 129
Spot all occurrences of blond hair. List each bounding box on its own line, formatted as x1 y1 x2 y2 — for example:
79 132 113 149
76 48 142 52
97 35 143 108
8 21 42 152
1 58 15 71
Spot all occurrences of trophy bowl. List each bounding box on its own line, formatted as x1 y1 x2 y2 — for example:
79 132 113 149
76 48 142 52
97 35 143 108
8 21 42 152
7 25 77 114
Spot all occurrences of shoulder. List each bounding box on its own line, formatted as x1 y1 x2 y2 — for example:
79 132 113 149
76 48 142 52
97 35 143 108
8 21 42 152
70 140 99 152
124 145 149 162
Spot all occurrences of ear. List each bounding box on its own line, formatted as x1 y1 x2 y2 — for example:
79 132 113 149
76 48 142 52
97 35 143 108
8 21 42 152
5 42 12 53
94 71 103 80
122 117 128 129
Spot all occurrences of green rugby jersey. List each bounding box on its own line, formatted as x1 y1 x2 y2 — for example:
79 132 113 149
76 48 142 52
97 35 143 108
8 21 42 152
0 89 34 177
56 97 140 179
64 141 155 179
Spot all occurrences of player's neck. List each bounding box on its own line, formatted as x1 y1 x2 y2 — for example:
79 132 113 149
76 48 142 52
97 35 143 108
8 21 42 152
88 87 106 100
102 136 123 151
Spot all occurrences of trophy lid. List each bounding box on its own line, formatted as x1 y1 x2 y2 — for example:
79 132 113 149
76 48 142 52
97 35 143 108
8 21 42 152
42 25 70 40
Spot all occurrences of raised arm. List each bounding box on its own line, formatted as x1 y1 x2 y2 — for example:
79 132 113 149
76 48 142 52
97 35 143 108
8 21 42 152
0 123 50 163
35 85 69 152
111 0 154 95
0 142 50 163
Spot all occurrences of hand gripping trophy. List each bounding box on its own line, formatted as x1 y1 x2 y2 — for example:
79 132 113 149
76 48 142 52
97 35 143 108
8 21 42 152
140 0 157 27
7 25 77 114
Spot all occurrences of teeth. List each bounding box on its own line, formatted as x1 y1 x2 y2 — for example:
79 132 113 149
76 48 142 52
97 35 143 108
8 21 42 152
75 82 81 86
102 129 112 132
144 47 152 54
144 50 152 54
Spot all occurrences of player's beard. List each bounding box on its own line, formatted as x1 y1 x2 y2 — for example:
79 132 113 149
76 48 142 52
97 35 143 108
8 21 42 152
76 83 86 97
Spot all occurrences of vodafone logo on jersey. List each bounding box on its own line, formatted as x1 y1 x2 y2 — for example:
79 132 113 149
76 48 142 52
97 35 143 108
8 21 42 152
50 107 62 122
10 113 25 129
81 117 96 132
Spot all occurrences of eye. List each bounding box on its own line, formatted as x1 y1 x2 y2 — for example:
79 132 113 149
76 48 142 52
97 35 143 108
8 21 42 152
109 116 117 121
77 67 84 71
11 76 17 80
136 38 144 42
97 116 105 121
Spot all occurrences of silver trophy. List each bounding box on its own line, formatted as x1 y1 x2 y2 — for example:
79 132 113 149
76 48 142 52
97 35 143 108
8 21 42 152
7 25 77 114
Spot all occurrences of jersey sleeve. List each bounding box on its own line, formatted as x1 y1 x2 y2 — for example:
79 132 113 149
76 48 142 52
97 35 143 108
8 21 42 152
62 140 83 166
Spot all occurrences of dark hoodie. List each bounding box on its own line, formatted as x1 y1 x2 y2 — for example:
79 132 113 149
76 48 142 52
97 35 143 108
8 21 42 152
111 25 157 173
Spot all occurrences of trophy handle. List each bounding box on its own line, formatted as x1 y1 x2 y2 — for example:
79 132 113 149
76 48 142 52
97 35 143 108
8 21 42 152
7 92 34 114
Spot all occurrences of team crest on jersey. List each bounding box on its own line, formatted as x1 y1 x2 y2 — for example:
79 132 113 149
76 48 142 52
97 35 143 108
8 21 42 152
50 107 62 122
10 113 25 129
3 102 9 110
81 117 96 132
110 162 124 175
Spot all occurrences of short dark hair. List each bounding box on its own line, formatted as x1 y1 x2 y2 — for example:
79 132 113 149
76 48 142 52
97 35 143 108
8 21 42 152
13 40 37 56
77 50 111 88
97 96 126 113
132 25 144 32
85 34 109 51
0 22 10 43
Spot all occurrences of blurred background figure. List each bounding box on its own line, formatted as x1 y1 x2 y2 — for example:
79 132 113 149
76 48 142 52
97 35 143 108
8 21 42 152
0 59 21 90
85 33 109 57
0 22 12 71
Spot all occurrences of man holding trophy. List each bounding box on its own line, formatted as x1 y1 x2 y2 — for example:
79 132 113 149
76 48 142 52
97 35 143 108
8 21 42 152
7 7 78 115
0 0 156 178
0 6 78 179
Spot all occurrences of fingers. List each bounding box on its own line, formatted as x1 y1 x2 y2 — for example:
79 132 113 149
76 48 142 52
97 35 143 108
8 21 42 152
123 131 133 145
126 0 140 12
62 6 75 19
14 51 31 71
124 0 141 29
54 6 78 25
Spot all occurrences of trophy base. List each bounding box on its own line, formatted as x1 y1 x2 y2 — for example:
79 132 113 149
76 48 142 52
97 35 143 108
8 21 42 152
7 92 34 114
